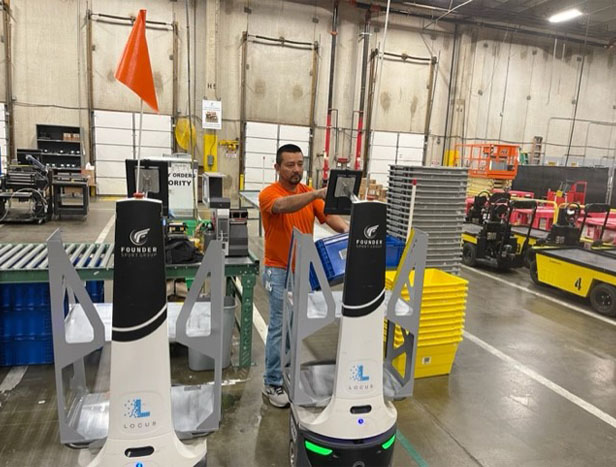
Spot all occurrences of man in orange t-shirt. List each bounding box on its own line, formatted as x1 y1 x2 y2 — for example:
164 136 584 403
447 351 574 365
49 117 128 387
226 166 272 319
259 144 347 407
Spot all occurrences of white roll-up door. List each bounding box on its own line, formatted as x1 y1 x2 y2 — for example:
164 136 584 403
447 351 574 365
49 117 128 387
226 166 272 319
93 110 172 195
368 131 424 185
243 121 310 191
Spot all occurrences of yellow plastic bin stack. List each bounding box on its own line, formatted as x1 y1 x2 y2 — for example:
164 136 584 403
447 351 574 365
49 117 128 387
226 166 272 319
385 268 468 378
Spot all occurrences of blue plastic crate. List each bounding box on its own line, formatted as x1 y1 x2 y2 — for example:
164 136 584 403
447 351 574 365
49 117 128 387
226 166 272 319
386 235 406 269
0 308 52 339
310 233 349 290
0 283 50 310
308 234 406 289
0 336 54 366
0 281 104 365
85 281 105 303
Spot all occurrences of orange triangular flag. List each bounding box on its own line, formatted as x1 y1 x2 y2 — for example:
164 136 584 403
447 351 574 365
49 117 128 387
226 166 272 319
115 9 159 112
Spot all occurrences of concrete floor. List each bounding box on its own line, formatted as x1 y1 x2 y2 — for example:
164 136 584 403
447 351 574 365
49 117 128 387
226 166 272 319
1 199 616 466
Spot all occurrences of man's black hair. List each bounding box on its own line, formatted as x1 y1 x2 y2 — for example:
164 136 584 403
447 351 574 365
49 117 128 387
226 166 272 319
276 144 303 165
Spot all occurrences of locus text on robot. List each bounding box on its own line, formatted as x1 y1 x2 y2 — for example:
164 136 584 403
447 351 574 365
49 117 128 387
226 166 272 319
123 420 157 430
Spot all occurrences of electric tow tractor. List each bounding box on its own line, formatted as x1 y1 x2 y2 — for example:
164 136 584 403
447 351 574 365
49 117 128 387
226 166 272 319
530 203 616 316
282 169 428 467
47 196 226 466
508 199 556 268
462 193 536 270
512 201 602 267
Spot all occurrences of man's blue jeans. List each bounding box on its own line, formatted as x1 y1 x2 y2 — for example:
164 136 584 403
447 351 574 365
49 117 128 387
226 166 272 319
263 266 287 387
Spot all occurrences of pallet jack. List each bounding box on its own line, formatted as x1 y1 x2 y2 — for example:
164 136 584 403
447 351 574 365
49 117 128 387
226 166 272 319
282 169 428 466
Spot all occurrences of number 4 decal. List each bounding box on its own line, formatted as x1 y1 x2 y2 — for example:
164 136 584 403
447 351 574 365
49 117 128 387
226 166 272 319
574 278 582 291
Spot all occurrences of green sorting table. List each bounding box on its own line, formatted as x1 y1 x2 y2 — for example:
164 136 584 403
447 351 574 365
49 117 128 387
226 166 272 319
0 242 260 368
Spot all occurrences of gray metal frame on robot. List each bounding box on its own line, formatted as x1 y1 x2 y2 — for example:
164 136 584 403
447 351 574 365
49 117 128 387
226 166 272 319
281 227 428 406
47 229 225 447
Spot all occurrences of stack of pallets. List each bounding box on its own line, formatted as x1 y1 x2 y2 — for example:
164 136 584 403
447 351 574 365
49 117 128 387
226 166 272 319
386 165 468 275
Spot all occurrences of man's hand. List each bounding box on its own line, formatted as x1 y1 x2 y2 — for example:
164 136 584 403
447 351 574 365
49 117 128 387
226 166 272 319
325 215 349 234
314 187 327 200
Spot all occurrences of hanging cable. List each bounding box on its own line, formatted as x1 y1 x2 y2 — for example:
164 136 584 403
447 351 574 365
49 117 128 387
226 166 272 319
565 14 591 166
184 0 199 219
365 0 391 194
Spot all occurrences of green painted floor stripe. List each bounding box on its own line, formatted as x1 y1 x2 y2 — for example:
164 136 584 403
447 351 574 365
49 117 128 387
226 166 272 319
396 429 429 467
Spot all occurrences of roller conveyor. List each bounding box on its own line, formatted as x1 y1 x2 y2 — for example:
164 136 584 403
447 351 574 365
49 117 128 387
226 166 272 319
0 242 114 281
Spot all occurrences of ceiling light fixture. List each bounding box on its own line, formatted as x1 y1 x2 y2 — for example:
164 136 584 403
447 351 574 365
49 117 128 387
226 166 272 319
548 8 583 23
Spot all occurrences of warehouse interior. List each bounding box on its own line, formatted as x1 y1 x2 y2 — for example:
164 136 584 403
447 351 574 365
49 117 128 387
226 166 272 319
1 1 616 466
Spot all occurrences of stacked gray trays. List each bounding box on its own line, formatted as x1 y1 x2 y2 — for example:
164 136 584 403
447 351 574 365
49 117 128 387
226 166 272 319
386 165 469 275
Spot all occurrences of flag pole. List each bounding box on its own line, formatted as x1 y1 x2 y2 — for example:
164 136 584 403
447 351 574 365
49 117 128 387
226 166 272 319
136 99 144 195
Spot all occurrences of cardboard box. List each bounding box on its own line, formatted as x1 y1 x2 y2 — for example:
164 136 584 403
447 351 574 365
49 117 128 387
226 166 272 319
63 186 84 196
367 184 382 200
81 169 96 187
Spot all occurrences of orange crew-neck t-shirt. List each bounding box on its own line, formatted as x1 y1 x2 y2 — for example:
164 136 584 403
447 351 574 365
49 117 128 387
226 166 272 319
259 182 327 269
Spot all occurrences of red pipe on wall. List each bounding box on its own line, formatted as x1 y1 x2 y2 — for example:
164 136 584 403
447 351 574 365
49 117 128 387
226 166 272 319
355 114 364 170
323 112 332 180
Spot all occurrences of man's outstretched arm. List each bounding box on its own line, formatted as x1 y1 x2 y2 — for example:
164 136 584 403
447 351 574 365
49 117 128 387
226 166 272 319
272 188 327 214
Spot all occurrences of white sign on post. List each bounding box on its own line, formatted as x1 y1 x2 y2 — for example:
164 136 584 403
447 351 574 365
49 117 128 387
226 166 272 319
167 159 198 217
202 100 222 130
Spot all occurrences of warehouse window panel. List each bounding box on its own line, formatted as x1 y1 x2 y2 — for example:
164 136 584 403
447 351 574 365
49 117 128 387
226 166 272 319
262 154 276 168
139 130 172 149
93 109 172 195
372 131 398 147
397 133 424 149
279 125 310 142
245 152 274 169
246 121 278 139
97 178 128 196
243 121 310 187
397 147 423 165
95 145 133 161
138 113 171 131
93 110 133 129
370 145 397 160
245 136 278 154
245 167 264 183
263 168 276 183
94 127 133 146
369 159 394 173
95 160 126 178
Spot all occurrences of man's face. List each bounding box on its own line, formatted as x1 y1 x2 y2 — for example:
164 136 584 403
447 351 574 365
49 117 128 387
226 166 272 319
276 151 304 186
